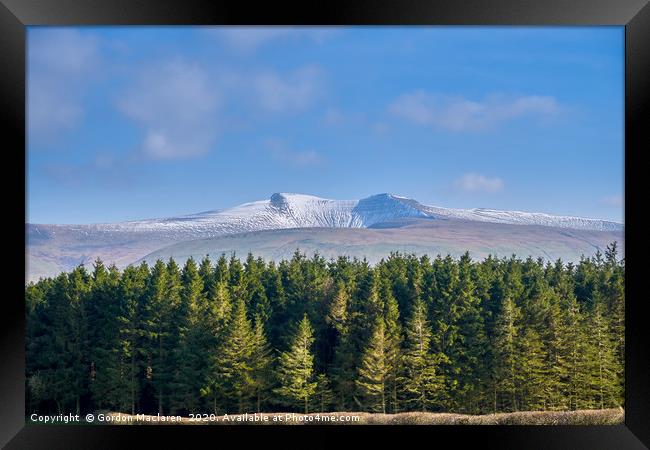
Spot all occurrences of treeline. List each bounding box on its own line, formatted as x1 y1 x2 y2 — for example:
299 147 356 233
25 244 624 416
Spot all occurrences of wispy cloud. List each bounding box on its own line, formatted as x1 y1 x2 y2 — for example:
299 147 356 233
204 27 338 53
28 29 99 142
454 173 504 193
390 92 560 131
600 195 623 207
252 65 323 113
117 60 220 160
265 138 324 167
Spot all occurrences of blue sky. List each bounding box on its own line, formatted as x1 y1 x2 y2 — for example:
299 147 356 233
27 26 624 224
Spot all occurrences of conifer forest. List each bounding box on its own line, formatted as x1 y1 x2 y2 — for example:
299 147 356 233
25 244 624 417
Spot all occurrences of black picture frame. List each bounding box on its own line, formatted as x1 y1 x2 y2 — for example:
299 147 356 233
1 0 648 448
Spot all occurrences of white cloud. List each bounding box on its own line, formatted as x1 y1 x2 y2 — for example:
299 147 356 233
252 65 322 113
265 138 324 167
205 27 337 53
601 195 623 207
117 60 220 160
28 29 99 141
454 173 504 193
390 92 560 131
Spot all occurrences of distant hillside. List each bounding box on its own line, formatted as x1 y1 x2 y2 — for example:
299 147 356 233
139 218 623 267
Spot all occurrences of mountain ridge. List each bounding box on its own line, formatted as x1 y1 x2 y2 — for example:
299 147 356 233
29 192 623 233
26 192 624 281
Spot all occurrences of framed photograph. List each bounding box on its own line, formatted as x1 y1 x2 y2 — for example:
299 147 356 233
2 0 648 448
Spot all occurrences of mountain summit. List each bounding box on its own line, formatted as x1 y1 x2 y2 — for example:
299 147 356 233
71 192 621 236
27 192 623 281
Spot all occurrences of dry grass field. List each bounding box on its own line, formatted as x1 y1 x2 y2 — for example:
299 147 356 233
101 408 624 425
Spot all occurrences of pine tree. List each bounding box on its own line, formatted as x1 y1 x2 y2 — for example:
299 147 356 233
41 268 90 415
26 281 48 414
214 254 230 284
214 296 255 413
314 373 334 413
25 248 624 417
429 254 461 409
115 263 149 414
331 330 356 411
169 258 205 415
140 260 174 414
581 301 621 409
327 281 349 335
401 299 440 412
276 314 317 413
250 316 273 412
200 279 233 414
245 254 272 323
208 280 232 333
263 261 287 349
540 288 569 410
453 253 487 413
87 261 123 411
356 318 389 413
517 326 546 410
198 256 214 298
603 242 624 404
561 289 587 410
493 295 521 412
228 254 247 307
384 289 402 413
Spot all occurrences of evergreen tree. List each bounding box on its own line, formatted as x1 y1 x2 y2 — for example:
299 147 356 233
41 268 90 415
250 316 274 412
214 297 255 413
245 254 272 323
115 263 149 414
581 301 621 409
452 253 487 413
540 288 569 410
276 314 317 413
493 295 521 412
200 279 233 413
517 326 546 411
314 373 334 413
327 281 349 336
263 261 287 349
198 256 214 298
429 255 460 408
169 258 205 415
384 289 402 413
603 242 624 403
25 245 624 416
87 261 124 411
356 318 389 413
214 254 230 284
561 289 587 410
401 299 440 412
140 260 174 414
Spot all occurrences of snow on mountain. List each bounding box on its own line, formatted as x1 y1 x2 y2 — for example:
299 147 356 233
418 205 623 232
26 192 624 281
31 192 623 239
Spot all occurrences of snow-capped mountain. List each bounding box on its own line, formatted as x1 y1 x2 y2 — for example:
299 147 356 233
26 193 623 281
55 192 622 237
